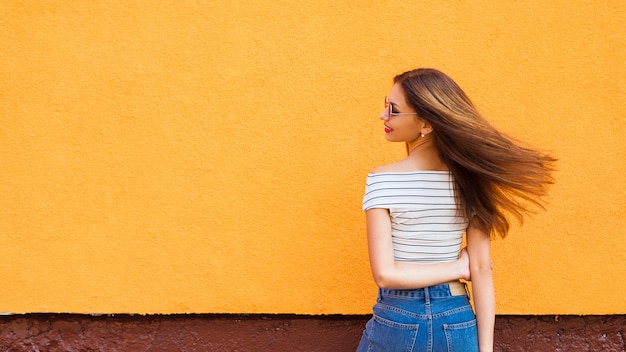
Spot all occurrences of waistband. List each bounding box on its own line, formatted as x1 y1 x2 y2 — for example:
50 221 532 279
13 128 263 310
379 281 468 298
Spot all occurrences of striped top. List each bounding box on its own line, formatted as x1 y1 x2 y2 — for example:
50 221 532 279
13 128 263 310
362 171 468 263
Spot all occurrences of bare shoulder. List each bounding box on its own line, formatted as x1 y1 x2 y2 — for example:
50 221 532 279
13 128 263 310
371 156 449 174
371 160 411 174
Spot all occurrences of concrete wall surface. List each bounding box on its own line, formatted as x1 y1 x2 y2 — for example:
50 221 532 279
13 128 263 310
1 1 624 315
0 314 624 352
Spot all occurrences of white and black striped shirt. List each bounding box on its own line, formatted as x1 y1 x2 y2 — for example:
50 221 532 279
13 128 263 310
362 171 468 263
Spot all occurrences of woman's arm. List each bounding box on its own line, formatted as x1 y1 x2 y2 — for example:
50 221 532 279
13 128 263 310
366 208 469 289
466 224 495 352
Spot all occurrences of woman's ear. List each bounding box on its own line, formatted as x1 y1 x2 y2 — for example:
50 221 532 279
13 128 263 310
421 120 434 136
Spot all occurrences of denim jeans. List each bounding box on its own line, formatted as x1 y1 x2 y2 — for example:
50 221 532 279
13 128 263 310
356 284 478 352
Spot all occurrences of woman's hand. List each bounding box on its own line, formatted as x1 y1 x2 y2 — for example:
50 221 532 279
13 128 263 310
458 247 494 282
457 248 471 281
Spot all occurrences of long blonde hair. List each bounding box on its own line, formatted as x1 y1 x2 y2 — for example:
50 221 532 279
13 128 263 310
395 68 556 238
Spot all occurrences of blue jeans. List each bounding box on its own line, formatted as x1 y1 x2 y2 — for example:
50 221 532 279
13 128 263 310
356 284 478 352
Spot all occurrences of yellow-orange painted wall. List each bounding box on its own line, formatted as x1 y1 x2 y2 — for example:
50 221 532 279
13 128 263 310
1 1 624 315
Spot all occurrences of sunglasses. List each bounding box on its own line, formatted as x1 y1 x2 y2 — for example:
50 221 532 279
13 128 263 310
385 96 419 117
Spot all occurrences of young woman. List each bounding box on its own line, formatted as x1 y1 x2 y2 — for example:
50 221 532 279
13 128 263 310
356 68 555 352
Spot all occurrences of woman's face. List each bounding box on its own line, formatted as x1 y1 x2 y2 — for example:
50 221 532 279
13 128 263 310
380 83 423 143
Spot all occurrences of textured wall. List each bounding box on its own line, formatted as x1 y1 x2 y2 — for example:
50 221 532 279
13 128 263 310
0 1 624 315
0 314 624 352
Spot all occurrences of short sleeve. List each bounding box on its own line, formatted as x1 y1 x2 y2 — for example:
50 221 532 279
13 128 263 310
362 174 389 211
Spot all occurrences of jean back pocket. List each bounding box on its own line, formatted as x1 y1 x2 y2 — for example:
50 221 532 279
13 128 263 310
365 314 420 352
444 319 478 351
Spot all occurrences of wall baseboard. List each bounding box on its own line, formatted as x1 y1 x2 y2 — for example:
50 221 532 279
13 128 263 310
0 314 623 351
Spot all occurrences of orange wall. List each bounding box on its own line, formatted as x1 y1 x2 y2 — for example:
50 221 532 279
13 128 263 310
1 1 624 315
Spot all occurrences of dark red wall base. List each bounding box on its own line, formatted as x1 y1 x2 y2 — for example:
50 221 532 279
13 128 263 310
0 314 624 351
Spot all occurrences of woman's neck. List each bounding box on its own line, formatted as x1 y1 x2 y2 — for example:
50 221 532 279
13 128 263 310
406 139 447 171
407 137 432 156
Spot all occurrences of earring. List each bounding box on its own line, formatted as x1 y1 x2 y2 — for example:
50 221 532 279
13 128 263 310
421 133 425 138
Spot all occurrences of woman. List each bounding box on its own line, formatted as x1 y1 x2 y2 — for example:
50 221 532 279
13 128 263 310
356 68 555 352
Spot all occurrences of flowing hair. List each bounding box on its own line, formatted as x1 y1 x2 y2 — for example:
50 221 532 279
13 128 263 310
395 68 556 239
